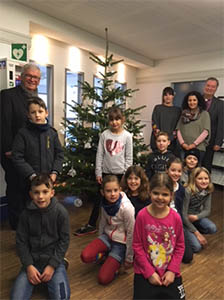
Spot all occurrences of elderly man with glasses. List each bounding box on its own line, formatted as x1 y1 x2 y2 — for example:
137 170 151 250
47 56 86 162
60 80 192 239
1 63 41 230
202 77 224 173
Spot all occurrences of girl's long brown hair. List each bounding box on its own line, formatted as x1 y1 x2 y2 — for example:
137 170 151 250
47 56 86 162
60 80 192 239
121 165 149 201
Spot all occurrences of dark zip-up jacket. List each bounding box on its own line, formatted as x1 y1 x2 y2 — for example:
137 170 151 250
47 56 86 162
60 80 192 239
12 121 64 179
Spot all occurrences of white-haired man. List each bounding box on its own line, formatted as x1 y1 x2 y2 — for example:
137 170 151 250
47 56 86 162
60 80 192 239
202 77 223 172
1 63 41 229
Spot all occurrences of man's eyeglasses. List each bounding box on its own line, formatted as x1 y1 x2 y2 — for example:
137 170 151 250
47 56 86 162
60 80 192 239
24 74 40 81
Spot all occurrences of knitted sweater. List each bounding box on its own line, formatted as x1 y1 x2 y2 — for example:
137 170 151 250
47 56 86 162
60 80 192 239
150 104 181 150
16 197 70 270
176 110 211 151
182 188 212 233
95 129 133 177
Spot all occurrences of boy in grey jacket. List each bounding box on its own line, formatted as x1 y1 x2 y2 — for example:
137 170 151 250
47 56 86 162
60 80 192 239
10 174 70 300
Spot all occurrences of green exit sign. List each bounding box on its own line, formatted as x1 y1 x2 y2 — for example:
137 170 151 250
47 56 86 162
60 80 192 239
11 44 27 61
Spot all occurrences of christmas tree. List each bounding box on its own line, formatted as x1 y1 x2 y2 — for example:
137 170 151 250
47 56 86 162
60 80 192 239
56 29 148 199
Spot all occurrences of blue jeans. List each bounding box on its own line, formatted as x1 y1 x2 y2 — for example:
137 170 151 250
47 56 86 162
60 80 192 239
186 218 217 253
99 234 126 263
10 264 70 300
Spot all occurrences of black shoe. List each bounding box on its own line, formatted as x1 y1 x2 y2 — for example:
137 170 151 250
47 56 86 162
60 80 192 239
73 224 97 236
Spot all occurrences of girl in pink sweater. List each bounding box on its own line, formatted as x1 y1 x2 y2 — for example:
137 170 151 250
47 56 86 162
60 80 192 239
133 173 185 300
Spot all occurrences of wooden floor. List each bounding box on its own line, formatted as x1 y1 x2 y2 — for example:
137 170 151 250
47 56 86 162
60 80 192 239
0 186 223 300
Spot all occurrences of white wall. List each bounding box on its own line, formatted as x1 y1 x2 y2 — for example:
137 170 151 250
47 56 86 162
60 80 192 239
0 2 139 196
136 51 224 145
0 2 139 135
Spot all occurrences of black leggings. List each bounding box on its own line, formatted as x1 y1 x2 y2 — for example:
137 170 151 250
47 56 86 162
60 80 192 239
133 274 185 300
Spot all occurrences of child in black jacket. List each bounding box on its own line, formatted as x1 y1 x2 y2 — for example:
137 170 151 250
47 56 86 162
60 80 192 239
11 96 64 225
12 96 64 183
146 131 175 180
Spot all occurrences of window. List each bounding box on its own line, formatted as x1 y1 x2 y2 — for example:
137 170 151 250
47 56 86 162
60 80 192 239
92 76 104 129
93 75 103 108
115 81 127 107
65 69 84 141
36 64 53 125
65 70 83 119
172 80 206 107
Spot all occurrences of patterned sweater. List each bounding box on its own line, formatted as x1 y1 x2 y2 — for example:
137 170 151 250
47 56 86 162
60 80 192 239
95 129 133 177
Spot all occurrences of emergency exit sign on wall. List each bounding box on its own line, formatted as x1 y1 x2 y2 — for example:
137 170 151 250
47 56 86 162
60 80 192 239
11 43 27 61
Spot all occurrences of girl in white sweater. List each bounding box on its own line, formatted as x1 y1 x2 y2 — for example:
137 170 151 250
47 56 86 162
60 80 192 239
81 175 135 285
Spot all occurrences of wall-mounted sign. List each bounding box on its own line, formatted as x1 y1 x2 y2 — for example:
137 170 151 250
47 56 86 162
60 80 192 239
11 44 27 61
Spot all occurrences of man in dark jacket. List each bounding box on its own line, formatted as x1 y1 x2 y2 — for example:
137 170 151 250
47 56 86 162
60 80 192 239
10 174 70 300
202 77 224 172
0 63 41 229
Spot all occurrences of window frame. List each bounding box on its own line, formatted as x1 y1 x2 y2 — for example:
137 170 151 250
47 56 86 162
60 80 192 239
64 68 84 142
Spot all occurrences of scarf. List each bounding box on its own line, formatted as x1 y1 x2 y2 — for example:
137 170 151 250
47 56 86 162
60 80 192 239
181 108 200 124
102 193 122 216
28 120 50 132
194 188 209 199
20 82 38 98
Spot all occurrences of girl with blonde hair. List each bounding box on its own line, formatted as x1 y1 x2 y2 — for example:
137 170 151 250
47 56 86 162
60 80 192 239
182 167 216 253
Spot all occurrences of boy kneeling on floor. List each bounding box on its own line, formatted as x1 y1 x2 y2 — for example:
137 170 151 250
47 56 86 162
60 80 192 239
10 174 70 300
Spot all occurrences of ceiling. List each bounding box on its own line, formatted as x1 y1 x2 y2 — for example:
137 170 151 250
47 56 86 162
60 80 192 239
15 0 223 64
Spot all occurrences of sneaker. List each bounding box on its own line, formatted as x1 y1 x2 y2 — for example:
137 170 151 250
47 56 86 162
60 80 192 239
73 224 97 236
63 258 69 270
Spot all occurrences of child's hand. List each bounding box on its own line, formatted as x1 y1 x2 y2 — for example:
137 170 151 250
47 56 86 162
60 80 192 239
195 231 207 247
40 265 55 282
148 272 162 286
50 173 57 183
162 271 175 287
27 265 41 285
124 261 133 270
96 176 102 184
188 214 198 222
